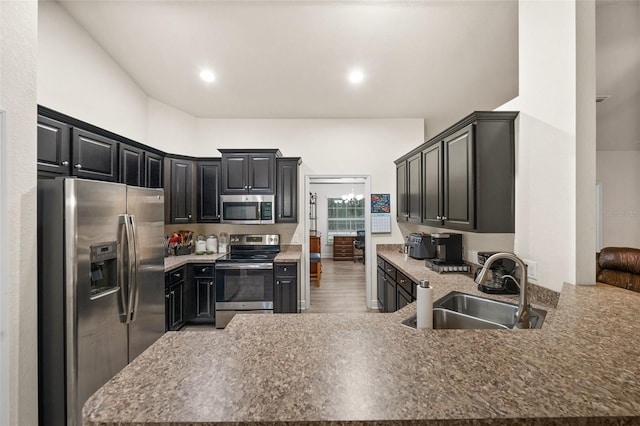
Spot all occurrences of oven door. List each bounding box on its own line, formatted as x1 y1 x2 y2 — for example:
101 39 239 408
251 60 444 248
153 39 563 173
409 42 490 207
215 263 274 310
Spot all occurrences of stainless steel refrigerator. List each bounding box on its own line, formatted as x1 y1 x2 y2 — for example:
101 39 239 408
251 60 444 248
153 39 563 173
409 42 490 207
38 178 165 426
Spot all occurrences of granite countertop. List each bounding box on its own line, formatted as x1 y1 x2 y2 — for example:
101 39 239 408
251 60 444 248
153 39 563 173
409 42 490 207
86 251 640 425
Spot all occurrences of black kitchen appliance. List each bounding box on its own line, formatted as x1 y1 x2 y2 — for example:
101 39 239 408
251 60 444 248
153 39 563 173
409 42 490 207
424 233 469 273
476 251 519 294
404 233 436 260
214 234 280 328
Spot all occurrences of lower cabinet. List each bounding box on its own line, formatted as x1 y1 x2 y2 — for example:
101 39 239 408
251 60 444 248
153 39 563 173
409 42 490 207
274 262 298 313
165 266 186 331
190 264 215 324
377 256 418 313
396 285 412 311
376 265 385 312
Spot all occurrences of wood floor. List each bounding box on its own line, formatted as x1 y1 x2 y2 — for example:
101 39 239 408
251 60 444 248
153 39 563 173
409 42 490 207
305 258 375 314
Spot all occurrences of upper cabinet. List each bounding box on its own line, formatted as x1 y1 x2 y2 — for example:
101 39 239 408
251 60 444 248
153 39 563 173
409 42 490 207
37 115 71 176
144 152 164 189
219 149 280 195
396 111 518 233
197 160 222 223
72 128 119 182
276 157 301 223
120 144 144 187
396 152 422 223
165 157 195 224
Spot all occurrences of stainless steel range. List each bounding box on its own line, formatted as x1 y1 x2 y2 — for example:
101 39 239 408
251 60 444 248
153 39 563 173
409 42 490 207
215 234 280 328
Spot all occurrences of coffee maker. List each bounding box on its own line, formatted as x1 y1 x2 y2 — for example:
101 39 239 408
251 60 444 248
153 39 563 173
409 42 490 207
476 251 519 294
430 233 463 264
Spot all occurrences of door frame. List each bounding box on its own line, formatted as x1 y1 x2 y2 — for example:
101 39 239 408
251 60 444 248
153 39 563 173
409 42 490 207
0 110 8 424
303 175 372 310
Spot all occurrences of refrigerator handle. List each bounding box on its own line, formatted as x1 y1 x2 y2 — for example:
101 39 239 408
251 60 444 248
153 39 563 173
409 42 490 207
129 214 141 322
118 214 131 324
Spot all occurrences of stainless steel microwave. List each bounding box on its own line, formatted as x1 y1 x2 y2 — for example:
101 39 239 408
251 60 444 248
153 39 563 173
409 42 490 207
220 194 275 224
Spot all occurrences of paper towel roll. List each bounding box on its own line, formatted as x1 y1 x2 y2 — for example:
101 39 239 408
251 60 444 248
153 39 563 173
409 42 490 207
416 283 433 329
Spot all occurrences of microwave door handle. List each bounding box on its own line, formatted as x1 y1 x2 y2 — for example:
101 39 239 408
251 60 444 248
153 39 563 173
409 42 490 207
129 214 140 322
118 214 131 323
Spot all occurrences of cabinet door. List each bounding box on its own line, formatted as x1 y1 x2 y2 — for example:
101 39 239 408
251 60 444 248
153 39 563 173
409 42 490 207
396 161 407 221
194 277 215 321
168 282 184 331
376 267 385 312
385 278 396 313
37 115 71 176
275 276 297 313
119 144 144 187
407 153 422 223
396 285 412 311
221 154 248 194
145 153 163 189
170 158 193 223
248 154 275 194
276 158 298 223
71 128 118 182
443 125 475 231
197 160 221 222
422 142 444 227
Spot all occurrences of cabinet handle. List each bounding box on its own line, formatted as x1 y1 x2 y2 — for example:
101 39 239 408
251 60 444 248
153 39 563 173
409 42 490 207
249 185 252 189
283 267 287 272
436 216 441 220
74 164 82 169
442 216 447 220
209 281 213 287
165 294 170 299
61 161 69 166
276 281 280 285
244 185 248 189
188 214 192 219
201 268 206 272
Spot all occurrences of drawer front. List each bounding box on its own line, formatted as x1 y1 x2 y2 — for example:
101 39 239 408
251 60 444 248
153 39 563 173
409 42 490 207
384 263 397 281
168 267 185 284
192 264 214 276
377 256 385 269
396 272 413 295
334 246 353 255
275 263 297 276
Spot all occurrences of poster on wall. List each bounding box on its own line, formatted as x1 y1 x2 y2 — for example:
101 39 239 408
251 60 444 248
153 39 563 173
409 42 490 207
371 194 391 234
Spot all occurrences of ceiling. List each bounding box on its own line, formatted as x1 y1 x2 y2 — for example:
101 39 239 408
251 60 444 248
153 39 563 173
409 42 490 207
56 0 519 124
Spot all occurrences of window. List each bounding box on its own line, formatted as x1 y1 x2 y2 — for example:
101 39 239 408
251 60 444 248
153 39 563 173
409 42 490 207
327 197 365 242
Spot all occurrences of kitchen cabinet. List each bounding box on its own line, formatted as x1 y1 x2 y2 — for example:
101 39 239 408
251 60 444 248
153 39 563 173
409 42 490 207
276 157 301 223
219 149 279 195
71 128 119 182
197 160 222 223
396 152 422 223
165 267 186 331
274 263 298 313
383 261 397 313
396 285 412 311
190 264 215 324
376 257 386 312
396 111 518 233
119 144 144 187
145 152 163 189
37 115 71 176
333 236 354 261
396 271 415 311
165 157 195 224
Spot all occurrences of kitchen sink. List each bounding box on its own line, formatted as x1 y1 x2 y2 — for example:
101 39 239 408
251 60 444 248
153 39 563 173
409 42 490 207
402 308 509 330
434 291 546 329
401 292 547 330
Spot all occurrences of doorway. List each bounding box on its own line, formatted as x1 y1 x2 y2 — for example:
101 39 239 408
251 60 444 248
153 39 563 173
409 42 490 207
303 175 372 312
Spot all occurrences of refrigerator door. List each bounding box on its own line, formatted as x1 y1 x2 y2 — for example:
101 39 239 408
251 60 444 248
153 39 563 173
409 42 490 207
70 179 129 426
126 186 165 362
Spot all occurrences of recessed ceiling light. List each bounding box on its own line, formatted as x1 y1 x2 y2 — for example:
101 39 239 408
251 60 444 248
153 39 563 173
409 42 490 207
200 69 216 83
348 69 365 84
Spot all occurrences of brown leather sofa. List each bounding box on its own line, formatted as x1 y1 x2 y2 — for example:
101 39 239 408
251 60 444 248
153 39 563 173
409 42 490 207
596 247 640 292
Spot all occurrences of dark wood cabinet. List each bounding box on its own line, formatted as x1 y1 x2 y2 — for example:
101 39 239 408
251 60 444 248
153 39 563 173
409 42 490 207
274 263 298 313
376 260 385 312
119 144 144 187
71 128 118 182
396 152 421 223
37 115 71 176
396 111 517 233
145 152 163 188
165 267 186 331
377 256 400 313
220 150 278 195
276 157 300 223
396 285 412 311
333 236 354 261
190 264 215 323
197 160 221 223
166 157 194 224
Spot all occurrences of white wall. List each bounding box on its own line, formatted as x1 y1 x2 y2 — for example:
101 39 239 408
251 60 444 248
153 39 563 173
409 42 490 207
496 0 596 291
38 1 148 143
597 151 640 248
0 1 38 425
147 98 197 153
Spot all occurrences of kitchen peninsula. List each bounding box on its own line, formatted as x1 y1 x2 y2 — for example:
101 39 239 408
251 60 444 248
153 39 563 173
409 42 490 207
84 249 640 425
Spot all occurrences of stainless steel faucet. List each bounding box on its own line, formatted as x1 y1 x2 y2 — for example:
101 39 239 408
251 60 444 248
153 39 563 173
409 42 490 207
474 252 531 329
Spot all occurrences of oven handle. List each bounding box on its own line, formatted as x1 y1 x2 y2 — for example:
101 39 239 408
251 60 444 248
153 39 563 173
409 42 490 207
215 263 274 270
